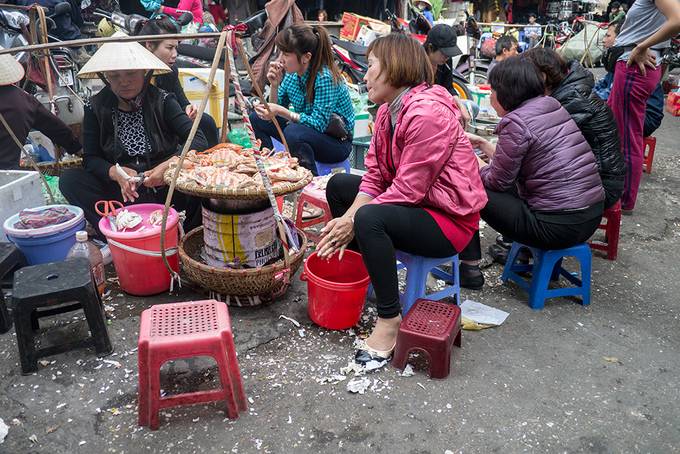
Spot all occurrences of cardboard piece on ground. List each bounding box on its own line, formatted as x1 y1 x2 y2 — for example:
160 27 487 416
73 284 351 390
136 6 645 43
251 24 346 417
461 299 509 327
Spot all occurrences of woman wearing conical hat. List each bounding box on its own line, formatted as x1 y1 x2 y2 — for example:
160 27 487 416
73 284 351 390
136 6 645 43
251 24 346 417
59 35 207 238
0 46 81 170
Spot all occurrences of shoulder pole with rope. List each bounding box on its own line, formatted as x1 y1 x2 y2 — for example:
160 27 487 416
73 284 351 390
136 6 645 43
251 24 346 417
159 31 228 292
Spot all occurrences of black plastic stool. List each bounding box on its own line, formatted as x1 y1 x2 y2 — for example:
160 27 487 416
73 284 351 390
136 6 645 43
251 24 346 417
12 258 113 374
0 243 26 334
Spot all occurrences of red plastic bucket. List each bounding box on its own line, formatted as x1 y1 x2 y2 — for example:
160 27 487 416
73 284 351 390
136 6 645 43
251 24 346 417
301 251 370 330
99 203 179 296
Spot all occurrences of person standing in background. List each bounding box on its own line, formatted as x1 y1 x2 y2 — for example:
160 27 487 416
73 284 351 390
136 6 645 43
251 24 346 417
609 2 627 24
487 35 519 75
525 13 542 48
606 0 680 213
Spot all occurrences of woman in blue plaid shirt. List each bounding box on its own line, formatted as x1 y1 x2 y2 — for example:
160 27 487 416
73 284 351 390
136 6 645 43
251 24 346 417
250 24 355 175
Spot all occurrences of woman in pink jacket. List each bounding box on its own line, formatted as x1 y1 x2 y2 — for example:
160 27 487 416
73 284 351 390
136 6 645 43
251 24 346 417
159 0 203 24
317 34 487 369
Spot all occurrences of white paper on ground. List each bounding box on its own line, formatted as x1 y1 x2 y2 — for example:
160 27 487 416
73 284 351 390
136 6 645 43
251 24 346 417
0 418 8 444
461 300 509 326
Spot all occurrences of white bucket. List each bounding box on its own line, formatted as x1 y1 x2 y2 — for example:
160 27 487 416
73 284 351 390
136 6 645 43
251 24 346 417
202 205 280 268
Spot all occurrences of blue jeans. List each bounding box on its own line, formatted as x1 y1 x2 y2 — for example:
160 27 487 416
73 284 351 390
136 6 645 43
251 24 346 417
249 113 351 176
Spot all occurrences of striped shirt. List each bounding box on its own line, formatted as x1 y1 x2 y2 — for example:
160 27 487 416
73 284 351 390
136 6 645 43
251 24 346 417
278 66 355 134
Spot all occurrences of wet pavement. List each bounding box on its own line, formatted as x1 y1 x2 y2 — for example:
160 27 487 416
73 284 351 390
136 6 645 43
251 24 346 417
1 97 679 454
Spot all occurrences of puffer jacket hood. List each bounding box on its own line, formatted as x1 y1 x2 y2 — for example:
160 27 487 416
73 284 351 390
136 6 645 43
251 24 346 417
551 60 626 208
480 96 604 211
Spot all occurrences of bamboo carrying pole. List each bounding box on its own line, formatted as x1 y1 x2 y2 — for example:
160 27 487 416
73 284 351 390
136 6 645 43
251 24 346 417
0 32 225 56
159 31 229 288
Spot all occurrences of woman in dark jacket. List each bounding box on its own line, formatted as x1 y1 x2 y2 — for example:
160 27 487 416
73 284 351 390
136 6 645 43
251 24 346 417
524 48 625 209
462 56 605 282
137 17 219 148
59 38 207 238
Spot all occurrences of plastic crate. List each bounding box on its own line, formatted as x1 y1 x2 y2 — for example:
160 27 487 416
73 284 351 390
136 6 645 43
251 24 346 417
350 137 371 171
0 170 43 241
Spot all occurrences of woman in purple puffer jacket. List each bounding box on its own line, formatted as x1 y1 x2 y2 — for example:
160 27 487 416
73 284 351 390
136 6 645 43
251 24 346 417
462 55 604 277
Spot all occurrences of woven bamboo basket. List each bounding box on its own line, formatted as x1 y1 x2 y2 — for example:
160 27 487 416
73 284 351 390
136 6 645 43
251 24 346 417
164 167 312 200
179 226 308 305
20 157 83 176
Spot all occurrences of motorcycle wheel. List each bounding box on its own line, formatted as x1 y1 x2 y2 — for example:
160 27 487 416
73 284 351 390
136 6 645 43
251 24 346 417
451 77 472 100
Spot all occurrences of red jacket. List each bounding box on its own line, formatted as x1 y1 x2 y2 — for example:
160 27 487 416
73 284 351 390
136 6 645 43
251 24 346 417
163 0 203 24
359 83 487 218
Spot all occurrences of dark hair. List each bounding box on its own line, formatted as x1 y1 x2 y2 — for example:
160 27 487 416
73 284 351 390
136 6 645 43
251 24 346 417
275 24 340 103
367 33 434 88
135 16 178 50
488 55 545 111
610 1 620 8
495 35 518 56
608 22 622 34
523 47 568 92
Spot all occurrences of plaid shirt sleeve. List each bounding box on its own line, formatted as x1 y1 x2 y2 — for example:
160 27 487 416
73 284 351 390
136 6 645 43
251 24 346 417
299 71 336 132
277 74 291 110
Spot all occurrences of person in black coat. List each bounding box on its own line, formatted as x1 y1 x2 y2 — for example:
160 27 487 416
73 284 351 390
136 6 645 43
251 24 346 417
59 39 207 238
137 17 220 148
525 48 625 209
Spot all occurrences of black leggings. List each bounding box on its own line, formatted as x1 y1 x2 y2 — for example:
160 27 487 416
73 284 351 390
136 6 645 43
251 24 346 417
59 168 202 239
326 174 457 319
461 188 603 260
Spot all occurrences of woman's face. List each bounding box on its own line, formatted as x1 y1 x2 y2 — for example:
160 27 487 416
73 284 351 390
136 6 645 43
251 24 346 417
490 89 508 117
280 51 311 75
365 52 398 104
603 27 617 48
149 39 178 66
106 70 146 100
428 49 448 67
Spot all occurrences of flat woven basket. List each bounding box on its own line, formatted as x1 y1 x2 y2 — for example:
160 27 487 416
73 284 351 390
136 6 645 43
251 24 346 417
164 166 313 200
20 157 83 176
179 226 308 305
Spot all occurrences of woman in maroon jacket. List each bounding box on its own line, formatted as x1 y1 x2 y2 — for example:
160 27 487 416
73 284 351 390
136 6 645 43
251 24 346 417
462 56 604 270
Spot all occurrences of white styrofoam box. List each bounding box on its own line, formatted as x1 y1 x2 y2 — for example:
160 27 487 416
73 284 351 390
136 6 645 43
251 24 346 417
178 68 226 127
0 170 44 241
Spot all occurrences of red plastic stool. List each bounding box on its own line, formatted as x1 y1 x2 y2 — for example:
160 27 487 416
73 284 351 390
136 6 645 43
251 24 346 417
392 299 462 379
295 183 333 242
137 300 247 430
643 136 656 174
589 200 622 260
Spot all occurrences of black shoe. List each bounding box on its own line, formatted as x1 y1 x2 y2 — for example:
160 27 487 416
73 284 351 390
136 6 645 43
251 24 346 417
488 244 509 265
496 234 512 249
460 263 484 290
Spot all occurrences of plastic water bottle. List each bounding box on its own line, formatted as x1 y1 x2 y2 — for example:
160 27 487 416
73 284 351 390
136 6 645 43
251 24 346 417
67 231 106 296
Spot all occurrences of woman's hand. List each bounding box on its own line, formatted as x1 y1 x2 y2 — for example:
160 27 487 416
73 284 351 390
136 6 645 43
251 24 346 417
109 165 139 203
316 216 355 259
143 159 173 188
466 132 487 147
185 104 198 120
254 102 286 121
266 60 285 86
453 96 471 130
627 46 657 75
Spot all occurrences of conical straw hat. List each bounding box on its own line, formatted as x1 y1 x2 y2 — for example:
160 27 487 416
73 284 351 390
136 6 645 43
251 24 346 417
0 45 25 86
78 32 171 79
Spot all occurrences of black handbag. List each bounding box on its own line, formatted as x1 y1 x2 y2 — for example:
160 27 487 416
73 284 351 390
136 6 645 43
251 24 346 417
603 46 625 73
324 113 350 141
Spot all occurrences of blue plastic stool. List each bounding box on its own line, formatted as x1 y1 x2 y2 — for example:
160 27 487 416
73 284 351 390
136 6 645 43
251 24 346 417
271 137 285 152
501 242 592 310
315 158 351 176
368 252 461 315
